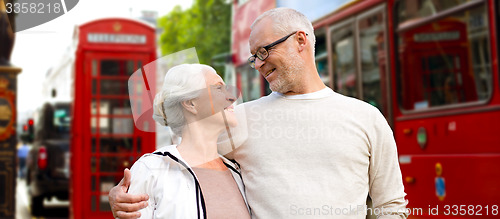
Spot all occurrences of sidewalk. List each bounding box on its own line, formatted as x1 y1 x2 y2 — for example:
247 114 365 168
15 178 69 219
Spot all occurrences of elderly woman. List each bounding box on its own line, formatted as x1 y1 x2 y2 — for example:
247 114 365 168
127 64 250 219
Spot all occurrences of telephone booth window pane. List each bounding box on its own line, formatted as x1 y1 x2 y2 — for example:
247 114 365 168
100 137 133 153
133 83 143 95
91 100 97 115
91 99 133 134
101 79 128 95
99 176 117 211
359 11 387 114
112 117 134 134
142 121 151 132
126 60 135 75
91 157 96 173
92 79 97 95
136 137 142 153
92 60 97 77
91 117 110 134
98 99 131 115
91 196 96 211
100 199 111 212
396 3 492 110
100 156 134 173
99 176 121 193
101 60 123 76
91 175 96 191
100 157 117 172
135 100 142 117
91 137 96 152
331 23 357 98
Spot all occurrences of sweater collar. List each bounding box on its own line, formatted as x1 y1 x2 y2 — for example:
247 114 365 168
271 87 334 100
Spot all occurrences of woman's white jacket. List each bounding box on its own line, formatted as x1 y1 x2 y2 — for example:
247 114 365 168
128 145 250 219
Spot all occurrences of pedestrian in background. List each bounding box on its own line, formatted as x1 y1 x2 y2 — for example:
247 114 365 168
17 143 30 179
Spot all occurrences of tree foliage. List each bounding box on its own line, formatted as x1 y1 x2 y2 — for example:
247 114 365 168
157 0 231 75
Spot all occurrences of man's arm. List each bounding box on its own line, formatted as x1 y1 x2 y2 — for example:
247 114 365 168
109 168 149 219
368 112 408 219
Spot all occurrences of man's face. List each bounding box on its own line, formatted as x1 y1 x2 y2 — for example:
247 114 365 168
249 18 305 93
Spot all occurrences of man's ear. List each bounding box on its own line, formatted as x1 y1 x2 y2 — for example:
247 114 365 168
182 100 197 115
296 31 308 52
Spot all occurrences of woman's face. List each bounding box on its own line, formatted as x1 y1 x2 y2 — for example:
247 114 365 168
192 69 238 128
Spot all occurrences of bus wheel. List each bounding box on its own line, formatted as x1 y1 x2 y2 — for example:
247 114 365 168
30 195 44 216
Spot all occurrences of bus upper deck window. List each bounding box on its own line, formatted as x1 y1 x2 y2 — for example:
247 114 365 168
397 0 470 24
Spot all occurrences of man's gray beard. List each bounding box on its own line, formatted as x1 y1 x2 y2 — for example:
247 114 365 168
269 53 304 93
270 70 295 93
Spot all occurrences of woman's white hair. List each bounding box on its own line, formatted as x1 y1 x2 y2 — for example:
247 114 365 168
251 7 316 54
152 64 214 135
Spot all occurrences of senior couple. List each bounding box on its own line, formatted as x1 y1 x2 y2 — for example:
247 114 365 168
109 7 408 219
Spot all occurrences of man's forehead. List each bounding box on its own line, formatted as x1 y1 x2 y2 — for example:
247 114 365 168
249 18 275 51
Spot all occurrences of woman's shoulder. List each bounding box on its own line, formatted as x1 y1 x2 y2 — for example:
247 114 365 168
132 145 180 170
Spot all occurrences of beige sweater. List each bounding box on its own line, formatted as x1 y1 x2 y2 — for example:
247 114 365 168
219 89 407 218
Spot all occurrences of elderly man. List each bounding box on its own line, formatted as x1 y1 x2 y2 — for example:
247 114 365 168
109 7 407 219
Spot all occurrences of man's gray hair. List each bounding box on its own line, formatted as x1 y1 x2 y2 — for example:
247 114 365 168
152 64 213 135
251 7 316 53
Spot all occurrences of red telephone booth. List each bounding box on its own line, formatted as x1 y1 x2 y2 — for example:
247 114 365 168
70 18 156 219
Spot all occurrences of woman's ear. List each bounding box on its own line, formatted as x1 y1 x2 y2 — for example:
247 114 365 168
181 99 197 115
296 31 307 52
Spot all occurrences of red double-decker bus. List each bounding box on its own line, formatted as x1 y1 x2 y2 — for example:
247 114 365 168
229 0 500 217
42 18 157 219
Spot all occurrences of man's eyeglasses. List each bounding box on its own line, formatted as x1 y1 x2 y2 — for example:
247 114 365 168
248 31 299 69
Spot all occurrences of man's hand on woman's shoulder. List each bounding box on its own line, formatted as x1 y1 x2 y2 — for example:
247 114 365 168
109 168 149 219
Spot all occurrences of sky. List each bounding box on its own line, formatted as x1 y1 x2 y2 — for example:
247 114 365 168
12 0 194 120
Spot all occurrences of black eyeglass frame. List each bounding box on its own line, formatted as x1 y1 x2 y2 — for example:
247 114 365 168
248 31 303 68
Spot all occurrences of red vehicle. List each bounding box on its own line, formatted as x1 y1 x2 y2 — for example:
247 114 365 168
229 0 500 217
42 18 157 219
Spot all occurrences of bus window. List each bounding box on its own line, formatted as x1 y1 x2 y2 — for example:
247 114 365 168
315 28 330 86
358 10 388 115
396 1 492 110
331 21 357 98
398 0 470 23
